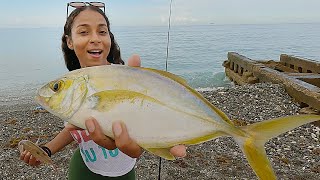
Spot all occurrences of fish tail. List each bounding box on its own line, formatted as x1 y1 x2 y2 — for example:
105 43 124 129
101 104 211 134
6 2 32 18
233 114 320 180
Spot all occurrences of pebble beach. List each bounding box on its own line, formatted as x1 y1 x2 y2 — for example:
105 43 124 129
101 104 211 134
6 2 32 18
0 83 319 180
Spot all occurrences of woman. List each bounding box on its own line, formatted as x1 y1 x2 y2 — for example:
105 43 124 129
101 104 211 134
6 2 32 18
20 5 186 180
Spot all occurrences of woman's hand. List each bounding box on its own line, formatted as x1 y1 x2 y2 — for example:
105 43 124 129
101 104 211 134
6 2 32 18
127 54 141 67
85 54 187 158
20 150 41 167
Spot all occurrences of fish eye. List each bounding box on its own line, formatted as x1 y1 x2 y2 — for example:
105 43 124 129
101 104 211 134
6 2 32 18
51 81 63 92
53 83 59 92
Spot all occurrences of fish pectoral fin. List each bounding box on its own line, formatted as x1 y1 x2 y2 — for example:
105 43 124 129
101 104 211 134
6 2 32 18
145 147 175 160
88 90 162 112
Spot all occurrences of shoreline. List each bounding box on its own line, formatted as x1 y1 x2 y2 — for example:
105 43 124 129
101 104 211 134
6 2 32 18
0 83 319 179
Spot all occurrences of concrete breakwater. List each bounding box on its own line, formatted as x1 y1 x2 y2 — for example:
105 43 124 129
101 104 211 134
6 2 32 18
223 52 320 126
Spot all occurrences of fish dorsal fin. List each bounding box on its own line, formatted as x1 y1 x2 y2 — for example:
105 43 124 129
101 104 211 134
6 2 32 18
140 67 188 85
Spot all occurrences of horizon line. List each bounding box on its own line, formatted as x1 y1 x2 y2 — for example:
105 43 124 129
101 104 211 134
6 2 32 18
1 22 320 29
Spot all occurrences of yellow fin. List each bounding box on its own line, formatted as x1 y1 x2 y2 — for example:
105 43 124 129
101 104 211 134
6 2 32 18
89 90 212 124
241 114 320 140
235 114 320 179
241 138 276 180
144 132 226 160
140 67 188 85
180 131 226 145
89 90 162 112
145 147 175 160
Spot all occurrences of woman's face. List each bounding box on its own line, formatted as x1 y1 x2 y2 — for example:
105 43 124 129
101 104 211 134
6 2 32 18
66 9 111 68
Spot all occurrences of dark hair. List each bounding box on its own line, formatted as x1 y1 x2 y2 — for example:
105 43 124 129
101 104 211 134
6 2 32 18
61 6 124 71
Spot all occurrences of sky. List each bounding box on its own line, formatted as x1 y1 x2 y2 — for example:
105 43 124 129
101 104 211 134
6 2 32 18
0 0 320 28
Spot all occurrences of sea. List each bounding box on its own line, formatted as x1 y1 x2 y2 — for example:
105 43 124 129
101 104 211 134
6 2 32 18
0 23 320 95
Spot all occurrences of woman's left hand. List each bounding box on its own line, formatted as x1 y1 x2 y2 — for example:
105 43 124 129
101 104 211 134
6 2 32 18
85 54 187 158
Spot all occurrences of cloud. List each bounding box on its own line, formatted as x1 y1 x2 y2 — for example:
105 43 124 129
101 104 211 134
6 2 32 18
1 15 64 28
174 16 198 24
161 15 199 25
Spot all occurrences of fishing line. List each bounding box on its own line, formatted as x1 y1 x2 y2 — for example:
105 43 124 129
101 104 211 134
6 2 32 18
165 0 173 72
159 0 173 179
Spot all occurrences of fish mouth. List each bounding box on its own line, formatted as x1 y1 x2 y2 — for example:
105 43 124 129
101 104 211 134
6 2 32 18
35 96 51 112
34 95 62 119
35 95 47 108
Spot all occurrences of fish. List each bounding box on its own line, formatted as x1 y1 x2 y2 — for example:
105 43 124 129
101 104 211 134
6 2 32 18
18 140 54 168
35 65 320 180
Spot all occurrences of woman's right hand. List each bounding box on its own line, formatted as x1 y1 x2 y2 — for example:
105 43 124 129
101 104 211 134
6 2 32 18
20 150 41 167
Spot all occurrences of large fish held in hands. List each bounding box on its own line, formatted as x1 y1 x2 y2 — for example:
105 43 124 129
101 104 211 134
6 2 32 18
36 65 320 179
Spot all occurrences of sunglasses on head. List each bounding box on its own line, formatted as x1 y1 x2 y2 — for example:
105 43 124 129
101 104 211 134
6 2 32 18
66 2 105 18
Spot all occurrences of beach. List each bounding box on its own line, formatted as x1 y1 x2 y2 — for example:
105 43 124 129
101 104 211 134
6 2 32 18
0 83 319 180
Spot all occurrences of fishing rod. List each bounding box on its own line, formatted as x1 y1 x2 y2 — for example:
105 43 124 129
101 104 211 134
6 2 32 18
158 0 173 179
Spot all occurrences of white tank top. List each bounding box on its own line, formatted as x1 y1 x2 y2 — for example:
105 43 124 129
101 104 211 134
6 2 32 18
70 130 136 177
